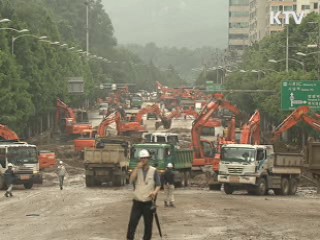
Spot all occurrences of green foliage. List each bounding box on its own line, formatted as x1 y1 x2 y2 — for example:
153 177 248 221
0 0 181 136
224 13 320 130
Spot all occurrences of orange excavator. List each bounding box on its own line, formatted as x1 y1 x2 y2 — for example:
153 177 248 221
134 104 162 125
74 111 146 154
240 110 261 144
272 106 320 141
0 124 19 141
56 98 92 138
191 94 240 190
191 94 240 171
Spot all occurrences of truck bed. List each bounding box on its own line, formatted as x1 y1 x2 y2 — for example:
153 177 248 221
273 152 304 167
84 144 127 165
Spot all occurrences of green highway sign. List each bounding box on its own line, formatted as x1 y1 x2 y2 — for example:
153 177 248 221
281 80 320 110
206 81 225 92
206 84 225 92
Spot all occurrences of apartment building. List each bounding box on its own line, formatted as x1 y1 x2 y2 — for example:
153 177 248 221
249 0 268 43
229 0 319 53
296 0 319 14
228 0 250 53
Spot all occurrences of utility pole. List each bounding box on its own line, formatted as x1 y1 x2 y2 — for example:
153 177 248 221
84 0 91 56
286 26 289 72
317 22 320 80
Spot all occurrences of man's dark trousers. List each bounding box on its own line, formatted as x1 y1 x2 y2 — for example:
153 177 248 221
127 200 154 240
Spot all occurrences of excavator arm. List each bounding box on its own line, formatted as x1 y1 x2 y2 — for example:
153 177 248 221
240 110 261 144
226 117 236 142
302 114 320 132
192 94 240 159
192 100 221 158
273 106 310 141
97 112 121 137
56 98 76 124
0 124 19 141
136 104 162 124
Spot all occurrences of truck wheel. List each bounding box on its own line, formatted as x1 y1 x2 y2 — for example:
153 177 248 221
183 171 190 187
224 184 233 195
255 178 267 196
24 181 33 189
113 175 122 187
85 176 94 187
289 178 298 195
274 177 289 195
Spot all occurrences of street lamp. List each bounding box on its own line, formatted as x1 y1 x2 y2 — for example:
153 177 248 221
268 58 305 72
11 34 46 55
0 27 28 33
307 21 320 80
84 0 94 56
239 69 265 80
296 51 320 79
0 18 10 23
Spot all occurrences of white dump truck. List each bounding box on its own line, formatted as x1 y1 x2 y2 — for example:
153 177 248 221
218 144 304 195
84 140 129 187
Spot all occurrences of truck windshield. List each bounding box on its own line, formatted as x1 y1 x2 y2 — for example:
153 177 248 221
167 136 178 145
7 147 38 165
221 147 255 163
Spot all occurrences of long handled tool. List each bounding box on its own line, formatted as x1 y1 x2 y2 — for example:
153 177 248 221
152 197 163 239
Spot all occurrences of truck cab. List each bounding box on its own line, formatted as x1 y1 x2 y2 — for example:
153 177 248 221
0 142 42 189
218 144 303 195
143 132 179 146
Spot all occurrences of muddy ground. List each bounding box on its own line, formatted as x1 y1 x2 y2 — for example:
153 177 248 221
2 113 318 239
0 163 319 240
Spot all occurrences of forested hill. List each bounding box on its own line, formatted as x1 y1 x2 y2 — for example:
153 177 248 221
0 0 182 136
126 43 225 83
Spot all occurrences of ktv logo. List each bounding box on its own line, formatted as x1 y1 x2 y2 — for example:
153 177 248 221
270 11 305 25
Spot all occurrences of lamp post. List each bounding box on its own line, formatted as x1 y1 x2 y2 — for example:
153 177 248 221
84 0 94 56
239 69 266 81
251 70 265 81
0 27 28 33
308 21 320 80
268 58 305 71
0 18 10 23
207 66 225 84
12 34 47 55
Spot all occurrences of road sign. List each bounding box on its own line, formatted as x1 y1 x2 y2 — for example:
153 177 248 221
281 80 320 110
206 81 225 92
67 77 84 94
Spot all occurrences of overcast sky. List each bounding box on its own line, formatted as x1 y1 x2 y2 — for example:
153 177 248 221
101 0 228 49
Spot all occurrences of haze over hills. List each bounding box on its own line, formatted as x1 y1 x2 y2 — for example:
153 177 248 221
102 0 228 49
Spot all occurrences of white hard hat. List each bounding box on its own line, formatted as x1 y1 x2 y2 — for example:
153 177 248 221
59 161 63 164
7 163 13 167
139 149 150 159
167 163 173 168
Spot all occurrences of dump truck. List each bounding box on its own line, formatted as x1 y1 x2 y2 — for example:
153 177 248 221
0 142 42 189
84 138 130 187
129 143 193 187
218 144 304 195
305 141 320 193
